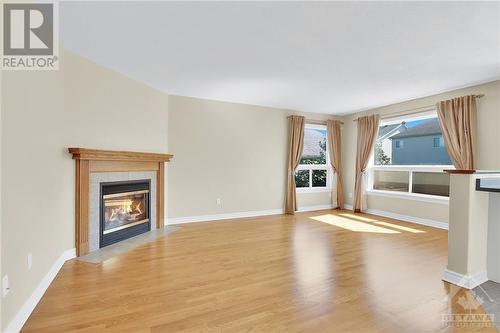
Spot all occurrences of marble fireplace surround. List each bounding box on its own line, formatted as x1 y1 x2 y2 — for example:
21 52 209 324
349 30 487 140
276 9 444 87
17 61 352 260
68 148 173 256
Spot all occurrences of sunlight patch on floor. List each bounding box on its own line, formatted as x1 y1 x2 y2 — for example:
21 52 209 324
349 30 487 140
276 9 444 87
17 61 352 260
372 221 425 233
311 213 426 234
339 213 377 222
309 214 400 234
339 213 426 233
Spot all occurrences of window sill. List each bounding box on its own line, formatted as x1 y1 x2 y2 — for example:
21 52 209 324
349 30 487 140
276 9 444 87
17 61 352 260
366 189 449 205
296 187 332 194
369 165 454 171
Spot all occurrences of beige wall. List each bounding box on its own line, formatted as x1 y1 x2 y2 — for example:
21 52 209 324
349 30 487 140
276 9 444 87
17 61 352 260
0 66 3 329
167 95 336 219
341 80 500 224
1 49 169 329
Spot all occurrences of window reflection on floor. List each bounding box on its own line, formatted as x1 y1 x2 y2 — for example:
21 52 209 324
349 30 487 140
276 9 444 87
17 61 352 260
292 224 332 306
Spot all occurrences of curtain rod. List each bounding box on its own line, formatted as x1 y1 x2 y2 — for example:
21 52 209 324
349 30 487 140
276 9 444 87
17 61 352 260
306 119 344 125
289 115 344 125
353 94 485 122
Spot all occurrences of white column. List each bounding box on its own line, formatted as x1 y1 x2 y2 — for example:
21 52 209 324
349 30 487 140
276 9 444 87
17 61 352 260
444 173 490 289
487 193 500 283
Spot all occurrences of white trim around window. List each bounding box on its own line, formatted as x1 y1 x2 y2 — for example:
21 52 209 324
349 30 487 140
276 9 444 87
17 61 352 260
366 165 454 201
366 189 449 205
368 164 454 173
295 165 333 193
368 109 455 201
295 123 332 193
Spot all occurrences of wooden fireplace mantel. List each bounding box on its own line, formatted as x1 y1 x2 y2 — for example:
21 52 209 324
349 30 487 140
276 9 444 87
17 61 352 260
68 148 173 162
68 148 173 256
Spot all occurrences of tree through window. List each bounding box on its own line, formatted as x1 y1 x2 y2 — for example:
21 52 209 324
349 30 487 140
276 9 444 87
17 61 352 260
295 124 330 191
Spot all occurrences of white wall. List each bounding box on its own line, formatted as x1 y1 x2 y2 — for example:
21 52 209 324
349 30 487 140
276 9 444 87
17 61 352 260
1 49 169 330
167 95 336 219
341 80 500 224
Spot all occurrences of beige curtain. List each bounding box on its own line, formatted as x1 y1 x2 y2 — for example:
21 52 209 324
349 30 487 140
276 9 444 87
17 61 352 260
285 115 305 214
436 95 477 170
327 120 344 209
354 115 380 212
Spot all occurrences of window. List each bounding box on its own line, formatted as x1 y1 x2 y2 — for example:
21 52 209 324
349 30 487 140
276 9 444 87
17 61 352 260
433 137 440 148
295 124 331 192
370 111 453 198
433 136 444 148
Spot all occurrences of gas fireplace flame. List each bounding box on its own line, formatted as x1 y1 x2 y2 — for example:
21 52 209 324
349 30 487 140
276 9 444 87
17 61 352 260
105 197 145 223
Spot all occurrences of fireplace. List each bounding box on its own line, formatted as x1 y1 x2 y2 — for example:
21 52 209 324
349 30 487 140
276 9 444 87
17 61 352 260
69 148 172 256
100 180 151 248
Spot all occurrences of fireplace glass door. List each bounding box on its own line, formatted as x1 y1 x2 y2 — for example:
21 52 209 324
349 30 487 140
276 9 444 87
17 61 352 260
103 190 149 234
100 180 151 247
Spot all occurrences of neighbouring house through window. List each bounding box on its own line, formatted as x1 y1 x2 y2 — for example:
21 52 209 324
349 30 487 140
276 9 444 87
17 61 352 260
370 111 453 197
295 124 332 192
433 137 440 148
433 136 444 148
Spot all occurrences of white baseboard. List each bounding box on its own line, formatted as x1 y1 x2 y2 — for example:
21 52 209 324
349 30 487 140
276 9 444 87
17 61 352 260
165 205 336 225
166 209 284 225
343 203 448 230
364 208 449 230
443 269 488 289
165 204 448 231
296 204 335 212
4 248 76 333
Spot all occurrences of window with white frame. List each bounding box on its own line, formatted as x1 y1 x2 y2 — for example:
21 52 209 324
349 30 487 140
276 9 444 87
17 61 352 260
369 111 453 198
295 124 332 192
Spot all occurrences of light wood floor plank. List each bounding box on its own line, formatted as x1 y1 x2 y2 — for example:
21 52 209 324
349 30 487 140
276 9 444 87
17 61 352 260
22 210 496 332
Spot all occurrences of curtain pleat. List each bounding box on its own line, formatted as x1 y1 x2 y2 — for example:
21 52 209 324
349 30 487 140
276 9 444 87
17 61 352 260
436 95 477 170
285 116 305 214
354 115 380 212
327 120 344 209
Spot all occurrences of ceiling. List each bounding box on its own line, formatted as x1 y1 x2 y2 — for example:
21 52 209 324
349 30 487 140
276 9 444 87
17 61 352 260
60 1 500 115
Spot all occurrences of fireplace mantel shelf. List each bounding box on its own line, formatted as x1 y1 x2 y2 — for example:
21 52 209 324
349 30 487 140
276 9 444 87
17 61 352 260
69 148 172 256
68 148 173 162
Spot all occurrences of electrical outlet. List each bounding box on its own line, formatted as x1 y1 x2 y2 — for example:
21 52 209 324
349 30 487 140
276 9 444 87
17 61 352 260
27 253 33 270
216 198 221 206
348 192 353 199
2 275 9 297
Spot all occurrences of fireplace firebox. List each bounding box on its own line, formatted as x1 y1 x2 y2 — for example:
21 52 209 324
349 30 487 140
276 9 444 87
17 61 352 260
100 180 151 248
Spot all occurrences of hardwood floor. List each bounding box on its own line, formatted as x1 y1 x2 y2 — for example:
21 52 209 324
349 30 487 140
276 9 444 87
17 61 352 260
22 210 496 332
